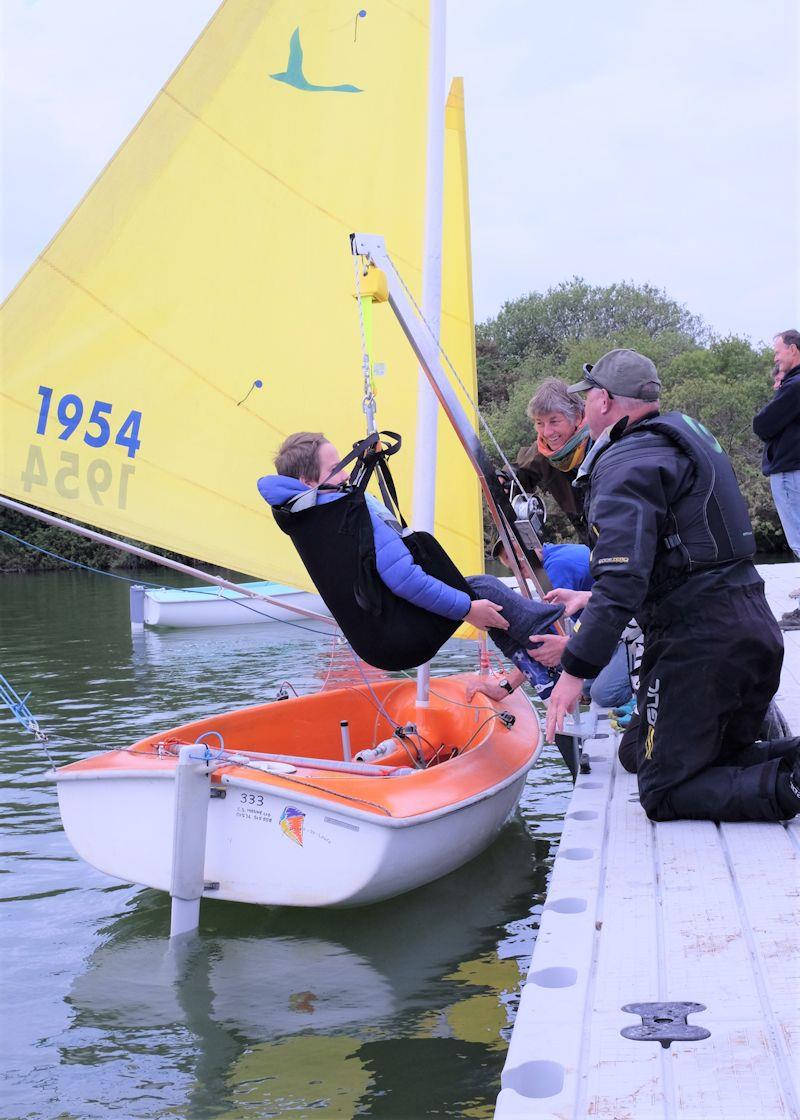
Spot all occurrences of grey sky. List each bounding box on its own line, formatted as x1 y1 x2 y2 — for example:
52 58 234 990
2 0 798 344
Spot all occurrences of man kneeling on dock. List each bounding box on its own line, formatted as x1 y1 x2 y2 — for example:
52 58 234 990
545 349 800 823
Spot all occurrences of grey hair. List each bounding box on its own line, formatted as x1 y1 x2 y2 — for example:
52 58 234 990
526 378 584 424
775 329 800 350
614 393 660 411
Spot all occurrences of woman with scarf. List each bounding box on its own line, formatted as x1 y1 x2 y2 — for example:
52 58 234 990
512 378 591 538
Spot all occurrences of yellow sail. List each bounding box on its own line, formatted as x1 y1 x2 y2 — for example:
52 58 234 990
0 2 482 589
438 76 483 573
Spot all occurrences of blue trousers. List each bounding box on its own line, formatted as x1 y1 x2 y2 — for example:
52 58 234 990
770 470 800 559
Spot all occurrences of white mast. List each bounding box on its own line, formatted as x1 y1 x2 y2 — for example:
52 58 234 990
414 0 446 706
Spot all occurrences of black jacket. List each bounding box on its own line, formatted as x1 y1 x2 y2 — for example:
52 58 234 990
753 365 800 475
561 412 758 679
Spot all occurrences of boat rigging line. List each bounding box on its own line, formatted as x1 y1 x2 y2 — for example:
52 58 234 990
377 247 527 496
0 494 333 626
0 672 56 767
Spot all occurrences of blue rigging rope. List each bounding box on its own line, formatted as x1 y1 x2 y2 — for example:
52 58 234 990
0 673 47 741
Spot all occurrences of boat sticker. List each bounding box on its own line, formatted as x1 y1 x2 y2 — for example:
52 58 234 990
235 791 273 825
280 806 306 846
271 28 363 94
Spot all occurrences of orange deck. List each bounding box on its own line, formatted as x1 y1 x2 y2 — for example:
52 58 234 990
59 675 541 819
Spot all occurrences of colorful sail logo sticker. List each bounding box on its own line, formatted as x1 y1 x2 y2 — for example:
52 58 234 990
280 806 306 846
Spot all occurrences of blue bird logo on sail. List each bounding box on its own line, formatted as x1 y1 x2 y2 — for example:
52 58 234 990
271 28 362 93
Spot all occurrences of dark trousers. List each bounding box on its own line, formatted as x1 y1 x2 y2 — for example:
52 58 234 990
634 582 786 822
466 574 563 661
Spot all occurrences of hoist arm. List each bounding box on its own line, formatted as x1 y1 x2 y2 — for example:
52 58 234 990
350 232 552 601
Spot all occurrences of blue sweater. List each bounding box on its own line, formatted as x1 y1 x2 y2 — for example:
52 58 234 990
542 543 592 592
258 475 472 621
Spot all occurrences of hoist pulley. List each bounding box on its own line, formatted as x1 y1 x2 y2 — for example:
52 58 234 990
353 262 388 304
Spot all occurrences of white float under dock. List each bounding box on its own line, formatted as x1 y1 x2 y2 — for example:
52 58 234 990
497 562 800 1120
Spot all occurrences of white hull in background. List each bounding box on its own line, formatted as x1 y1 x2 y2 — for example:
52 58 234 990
140 578 532 630
141 581 331 629
55 765 529 907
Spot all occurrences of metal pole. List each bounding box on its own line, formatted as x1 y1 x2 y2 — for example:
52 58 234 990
130 584 145 631
414 0 446 708
0 494 332 624
169 745 212 938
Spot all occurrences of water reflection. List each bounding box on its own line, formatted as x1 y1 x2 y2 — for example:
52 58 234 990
1 570 570 1119
64 827 549 1117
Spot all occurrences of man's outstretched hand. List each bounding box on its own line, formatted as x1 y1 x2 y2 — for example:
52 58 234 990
528 633 567 667
544 587 591 617
545 671 584 742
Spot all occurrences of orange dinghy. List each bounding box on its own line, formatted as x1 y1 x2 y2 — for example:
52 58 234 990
54 675 541 908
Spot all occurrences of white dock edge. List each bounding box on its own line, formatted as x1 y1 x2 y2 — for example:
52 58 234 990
497 562 800 1120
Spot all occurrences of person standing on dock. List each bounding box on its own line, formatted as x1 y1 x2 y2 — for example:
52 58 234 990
753 329 800 630
545 348 800 823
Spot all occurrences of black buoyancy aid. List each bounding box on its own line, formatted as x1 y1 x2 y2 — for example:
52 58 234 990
638 411 755 569
271 433 474 671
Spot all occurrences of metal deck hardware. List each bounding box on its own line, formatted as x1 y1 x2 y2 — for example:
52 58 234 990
621 1002 711 1048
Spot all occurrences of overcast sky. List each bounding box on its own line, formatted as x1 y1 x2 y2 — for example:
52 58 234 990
2 0 798 345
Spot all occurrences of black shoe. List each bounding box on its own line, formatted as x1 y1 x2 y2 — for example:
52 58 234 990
779 607 800 630
776 748 800 818
754 735 800 761
759 700 792 740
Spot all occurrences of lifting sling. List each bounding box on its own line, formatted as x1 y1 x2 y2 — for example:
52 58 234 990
272 432 475 671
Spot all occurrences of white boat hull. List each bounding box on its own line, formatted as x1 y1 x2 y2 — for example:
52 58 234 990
56 765 529 908
142 581 330 628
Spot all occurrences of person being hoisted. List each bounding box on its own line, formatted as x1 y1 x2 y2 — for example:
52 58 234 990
258 430 565 692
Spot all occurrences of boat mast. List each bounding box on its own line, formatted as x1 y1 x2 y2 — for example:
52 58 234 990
414 0 446 707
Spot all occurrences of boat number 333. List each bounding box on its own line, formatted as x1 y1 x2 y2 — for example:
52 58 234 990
21 386 142 509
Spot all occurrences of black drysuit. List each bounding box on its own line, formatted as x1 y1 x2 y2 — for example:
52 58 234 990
561 412 785 822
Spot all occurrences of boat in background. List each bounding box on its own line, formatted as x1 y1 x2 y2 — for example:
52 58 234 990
135 576 527 630
139 580 329 628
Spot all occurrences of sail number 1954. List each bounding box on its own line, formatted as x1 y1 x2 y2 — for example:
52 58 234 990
36 386 142 458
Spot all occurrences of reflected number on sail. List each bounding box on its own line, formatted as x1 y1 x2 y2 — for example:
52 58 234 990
21 446 136 508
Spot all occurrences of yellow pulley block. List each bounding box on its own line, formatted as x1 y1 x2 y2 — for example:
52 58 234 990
354 265 388 303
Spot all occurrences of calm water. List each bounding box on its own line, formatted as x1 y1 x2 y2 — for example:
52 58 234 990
0 570 572 1120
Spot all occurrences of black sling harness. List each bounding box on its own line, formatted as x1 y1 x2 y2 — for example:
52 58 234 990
271 432 475 671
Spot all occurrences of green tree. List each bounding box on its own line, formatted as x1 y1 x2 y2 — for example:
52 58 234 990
664 337 785 550
477 277 707 407
474 280 788 554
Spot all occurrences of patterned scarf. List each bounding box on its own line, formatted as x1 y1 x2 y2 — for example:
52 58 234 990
537 423 591 472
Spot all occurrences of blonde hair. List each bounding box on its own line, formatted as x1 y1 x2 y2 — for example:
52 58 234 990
274 431 328 480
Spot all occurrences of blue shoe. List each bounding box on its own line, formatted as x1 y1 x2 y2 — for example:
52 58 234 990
611 697 636 720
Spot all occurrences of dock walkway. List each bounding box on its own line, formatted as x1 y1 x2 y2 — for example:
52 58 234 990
496 562 800 1120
